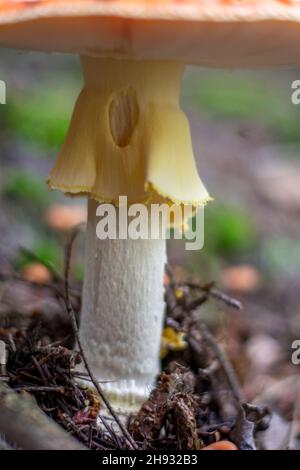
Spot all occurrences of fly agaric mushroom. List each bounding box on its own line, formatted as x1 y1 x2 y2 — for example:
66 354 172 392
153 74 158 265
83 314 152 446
1 0 300 410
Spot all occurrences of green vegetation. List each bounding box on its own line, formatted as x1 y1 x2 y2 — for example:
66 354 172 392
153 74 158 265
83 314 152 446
184 71 300 144
5 83 77 151
14 240 61 271
73 263 84 283
262 237 300 276
204 204 256 257
2 170 51 207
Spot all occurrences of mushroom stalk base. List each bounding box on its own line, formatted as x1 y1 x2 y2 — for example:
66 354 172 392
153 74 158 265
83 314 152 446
80 199 166 411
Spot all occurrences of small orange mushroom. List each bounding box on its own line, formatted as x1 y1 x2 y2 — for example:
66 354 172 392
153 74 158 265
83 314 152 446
220 265 261 293
22 262 52 284
202 440 238 451
45 204 87 232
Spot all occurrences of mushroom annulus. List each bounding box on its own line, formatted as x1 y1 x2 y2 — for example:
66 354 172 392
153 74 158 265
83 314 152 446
1 0 300 411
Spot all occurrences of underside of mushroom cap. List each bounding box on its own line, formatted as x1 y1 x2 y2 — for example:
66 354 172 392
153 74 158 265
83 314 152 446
2 1 300 68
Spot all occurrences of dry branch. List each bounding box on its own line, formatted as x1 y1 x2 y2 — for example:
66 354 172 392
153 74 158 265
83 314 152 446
0 381 86 450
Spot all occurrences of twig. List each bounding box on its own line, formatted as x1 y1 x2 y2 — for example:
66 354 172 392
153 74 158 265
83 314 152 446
64 227 138 450
31 356 48 385
60 413 100 449
185 295 208 311
193 320 242 403
14 386 65 394
0 381 86 450
205 286 243 310
166 265 242 403
181 281 243 311
72 372 119 384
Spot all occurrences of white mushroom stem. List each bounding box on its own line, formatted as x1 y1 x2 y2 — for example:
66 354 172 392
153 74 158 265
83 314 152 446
80 199 166 410
47 57 210 411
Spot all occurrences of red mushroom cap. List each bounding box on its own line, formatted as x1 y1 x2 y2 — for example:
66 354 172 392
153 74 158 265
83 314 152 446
1 1 300 67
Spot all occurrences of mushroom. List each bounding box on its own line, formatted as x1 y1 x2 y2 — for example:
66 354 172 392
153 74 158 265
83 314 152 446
1 0 300 410
45 204 87 232
202 441 238 451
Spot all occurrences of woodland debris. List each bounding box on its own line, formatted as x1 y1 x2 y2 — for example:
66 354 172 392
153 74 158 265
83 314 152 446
230 405 256 450
0 380 86 450
0 252 278 450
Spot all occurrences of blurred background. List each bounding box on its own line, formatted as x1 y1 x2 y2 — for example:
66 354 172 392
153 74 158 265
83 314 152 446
0 50 299 428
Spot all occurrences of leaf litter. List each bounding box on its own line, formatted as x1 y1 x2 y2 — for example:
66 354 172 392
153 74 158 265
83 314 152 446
0 231 296 450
